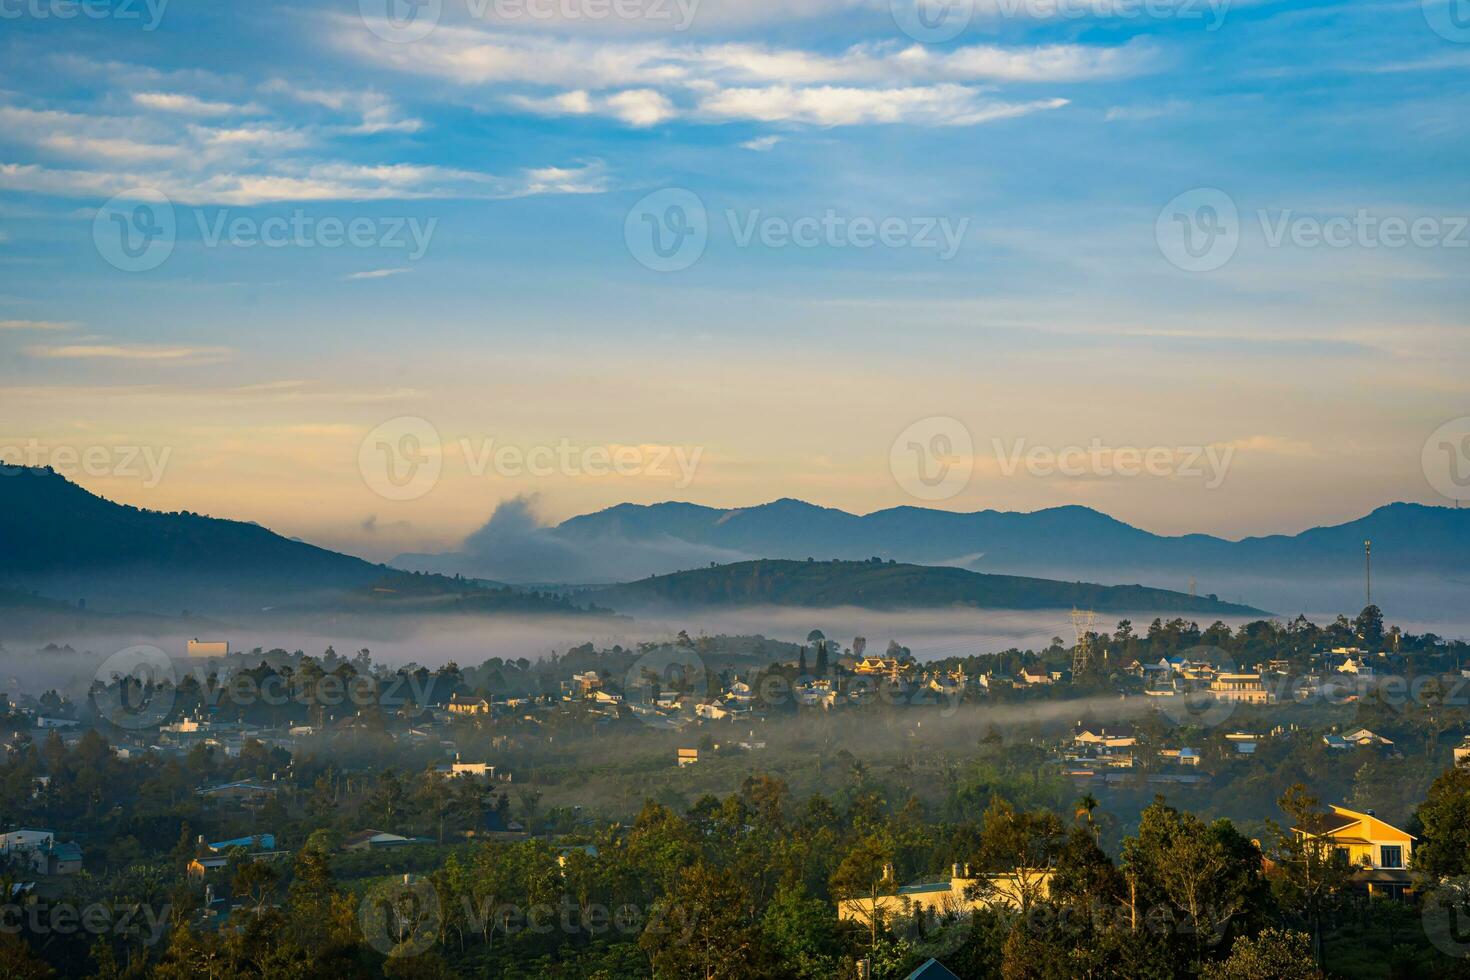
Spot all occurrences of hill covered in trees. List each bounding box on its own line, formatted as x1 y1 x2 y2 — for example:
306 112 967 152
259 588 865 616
586 558 1267 615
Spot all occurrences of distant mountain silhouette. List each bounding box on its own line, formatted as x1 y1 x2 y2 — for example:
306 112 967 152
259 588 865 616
398 497 1469 620
0 466 574 618
552 498 1470 577
585 559 1267 616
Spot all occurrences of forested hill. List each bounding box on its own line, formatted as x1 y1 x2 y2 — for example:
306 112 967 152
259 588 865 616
586 558 1267 615
0 466 585 618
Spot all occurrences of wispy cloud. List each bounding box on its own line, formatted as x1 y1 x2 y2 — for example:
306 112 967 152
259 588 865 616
0 64 606 206
1104 100 1188 122
700 86 1068 126
132 91 260 116
344 267 411 281
0 319 73 330
740 135 782 151
25 344 233 363
334 21 1151 128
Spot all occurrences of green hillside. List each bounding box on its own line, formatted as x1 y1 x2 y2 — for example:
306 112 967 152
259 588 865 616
588 558 1267 615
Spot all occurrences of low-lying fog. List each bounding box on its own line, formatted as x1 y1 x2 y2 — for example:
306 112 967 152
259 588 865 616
10 601 1468 704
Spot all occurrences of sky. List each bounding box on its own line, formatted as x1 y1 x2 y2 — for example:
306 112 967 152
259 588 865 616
0 0 1467 563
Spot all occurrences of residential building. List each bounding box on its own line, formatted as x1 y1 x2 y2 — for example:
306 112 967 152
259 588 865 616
1017 666 1052 686
342 830 420 851
187 639 229 658
197 780 277 805
207 833 276 853
0 829 81 875
431 760 502 780
837 864 1053 924
447 695 492 716
1210 673 1270 704
1292 804 1414 897
676 748 699 767
854 657 913 682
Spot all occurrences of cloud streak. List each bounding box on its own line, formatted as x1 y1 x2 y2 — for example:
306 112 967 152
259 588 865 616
335 21 1151 128
25 344 233 363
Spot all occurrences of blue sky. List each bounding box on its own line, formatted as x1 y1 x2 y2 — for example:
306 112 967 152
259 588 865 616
0 0 1467 560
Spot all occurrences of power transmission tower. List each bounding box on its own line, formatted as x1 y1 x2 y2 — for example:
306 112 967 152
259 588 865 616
1188 576 1197 599
1071 608 1098 675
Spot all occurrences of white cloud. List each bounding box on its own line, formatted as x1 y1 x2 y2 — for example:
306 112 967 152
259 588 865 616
0 69 609 205
332 21 1147 129
344 267 411 281
700 85 1068 127
338 24 1151 89
513 88 673 126
519 163 610 195
25 344 233 363
0 159 607 205
606 89 677 126
259 80 423 134
740 135 782 151
511 90 596 115
132 92 258 116
0 320 72 330
1104 100 1188 122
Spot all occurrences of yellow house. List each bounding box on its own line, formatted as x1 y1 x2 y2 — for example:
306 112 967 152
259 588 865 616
838 865 1053 926
447 695 492 716
853 657 912 681
1293 804 1414 898
1209 673 1271 704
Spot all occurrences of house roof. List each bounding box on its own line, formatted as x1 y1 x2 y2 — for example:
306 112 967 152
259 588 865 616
1295 804 1416 842
905 959 963 980
208 833 275 852
897 881 955 896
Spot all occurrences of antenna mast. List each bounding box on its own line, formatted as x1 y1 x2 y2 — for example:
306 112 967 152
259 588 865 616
1364 540 1372 609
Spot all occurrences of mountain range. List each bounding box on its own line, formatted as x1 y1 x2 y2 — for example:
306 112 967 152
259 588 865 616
1 467 1258 627
398 497 1470 622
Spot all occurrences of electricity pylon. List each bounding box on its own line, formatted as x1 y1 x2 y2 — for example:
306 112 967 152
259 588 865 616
1071 608 1098 675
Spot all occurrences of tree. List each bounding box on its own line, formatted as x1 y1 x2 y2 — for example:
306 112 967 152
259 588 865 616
1414 764 1470 879
1073 793 1100 841
976 798 1063 912
517 788 543 834
829 834 896 953
1201 928 1324 980
758 884 842 980
232 859 280 911
1353 605 1385 648
1270 785 1353 964
640 862 762 979
1122 799 1259 966
0 933 53 980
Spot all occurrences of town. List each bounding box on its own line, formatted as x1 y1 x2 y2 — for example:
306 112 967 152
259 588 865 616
1 604 1468 976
